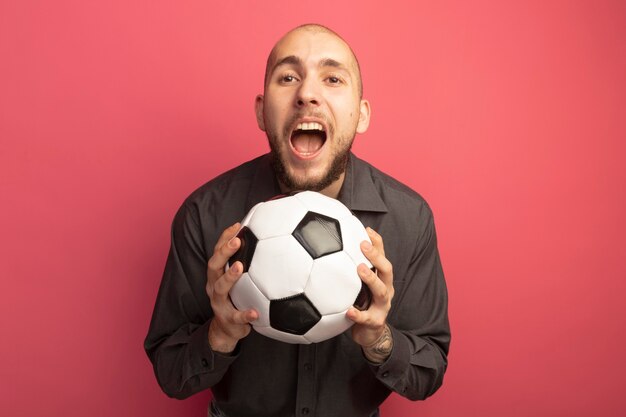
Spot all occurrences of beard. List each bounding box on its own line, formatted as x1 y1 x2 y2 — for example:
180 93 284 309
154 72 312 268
266 129 354 193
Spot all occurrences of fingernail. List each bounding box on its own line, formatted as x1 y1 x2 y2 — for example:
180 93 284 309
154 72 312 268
231 262 241 273
229 238 238 248
358 264 370 274
362 241 372 251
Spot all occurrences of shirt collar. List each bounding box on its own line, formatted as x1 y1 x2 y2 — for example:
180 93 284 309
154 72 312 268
338 153 388 213
246 153 388 214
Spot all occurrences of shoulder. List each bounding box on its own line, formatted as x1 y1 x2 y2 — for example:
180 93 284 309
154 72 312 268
353 155 434 220
185 156 265 205
352 157 441 271
176 155 269 230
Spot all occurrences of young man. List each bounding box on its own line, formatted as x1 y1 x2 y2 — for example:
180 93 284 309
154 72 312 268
145 24 450 417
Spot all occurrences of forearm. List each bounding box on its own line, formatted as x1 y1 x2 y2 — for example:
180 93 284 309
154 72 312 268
362 324 393 363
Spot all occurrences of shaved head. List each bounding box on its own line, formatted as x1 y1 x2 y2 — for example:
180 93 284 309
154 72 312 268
264 24 363 98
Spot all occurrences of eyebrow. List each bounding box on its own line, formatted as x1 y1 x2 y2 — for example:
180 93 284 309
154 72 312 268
272 55 302 71
319 58 347 71
271 55 351 74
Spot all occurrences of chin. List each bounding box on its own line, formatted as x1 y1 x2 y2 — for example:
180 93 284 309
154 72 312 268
283 172 325 192
269 137 351 193
285 164 343 192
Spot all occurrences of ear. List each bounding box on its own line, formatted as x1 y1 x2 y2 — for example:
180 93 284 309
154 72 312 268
356 99 371 134
255 94 266 131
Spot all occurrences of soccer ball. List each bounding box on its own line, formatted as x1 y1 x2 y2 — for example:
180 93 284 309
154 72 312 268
228 191 373 344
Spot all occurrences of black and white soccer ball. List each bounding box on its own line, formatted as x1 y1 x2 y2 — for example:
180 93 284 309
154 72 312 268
228 191 373 344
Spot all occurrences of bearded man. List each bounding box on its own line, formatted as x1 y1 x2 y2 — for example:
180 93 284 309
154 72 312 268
145 24 450 417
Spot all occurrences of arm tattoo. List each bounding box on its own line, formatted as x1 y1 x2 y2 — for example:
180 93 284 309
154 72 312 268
363 324 393 364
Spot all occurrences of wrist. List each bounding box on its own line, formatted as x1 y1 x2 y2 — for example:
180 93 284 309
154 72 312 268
362 324 393 364
208 320 238 353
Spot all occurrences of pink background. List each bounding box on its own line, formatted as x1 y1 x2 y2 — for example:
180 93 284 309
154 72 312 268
1 1 625 416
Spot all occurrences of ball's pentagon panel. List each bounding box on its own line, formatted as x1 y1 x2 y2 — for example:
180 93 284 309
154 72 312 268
229 273 271 327
269 293 321 335
304 251 361 315
294 190 353 220
246 195 308 240
336 214 373 269
247 235 313 300
228 226 258 273
292 211 343 259
254 325 310 344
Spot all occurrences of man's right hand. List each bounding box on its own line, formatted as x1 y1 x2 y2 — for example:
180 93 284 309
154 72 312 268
206 223 258 353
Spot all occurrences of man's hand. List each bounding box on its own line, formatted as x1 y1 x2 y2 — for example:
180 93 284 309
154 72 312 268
206 223 258 353
346 227 395 363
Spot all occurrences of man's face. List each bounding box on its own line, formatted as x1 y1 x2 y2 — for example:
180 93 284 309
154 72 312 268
256 29 370 193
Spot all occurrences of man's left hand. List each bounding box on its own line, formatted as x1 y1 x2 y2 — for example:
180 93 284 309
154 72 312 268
346 227 394 363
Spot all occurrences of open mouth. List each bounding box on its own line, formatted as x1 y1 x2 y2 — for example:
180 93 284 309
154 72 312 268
289 122 327 158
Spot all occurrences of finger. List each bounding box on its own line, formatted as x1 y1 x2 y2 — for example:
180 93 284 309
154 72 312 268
207 259 241 298
360 240 393 286
231 307 259 325
357 263 389 301
346 306 386 328
208 235 242 280
212 261 243 299
213 302 258 341
213 222 241 253
346 306 364 323
366 227 386 257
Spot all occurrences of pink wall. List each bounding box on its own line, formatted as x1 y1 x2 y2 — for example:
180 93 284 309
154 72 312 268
1 1 625 416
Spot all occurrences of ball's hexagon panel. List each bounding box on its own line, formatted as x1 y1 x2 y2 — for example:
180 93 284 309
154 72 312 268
269 293 321 335
294 191 352 220
228 226 258 273
304 311 354 343
293 212 342 259
240 202 261 228
338 215 373 268
304 251 361 315
246 197 308 240
248 235 313 300
229 273 270 327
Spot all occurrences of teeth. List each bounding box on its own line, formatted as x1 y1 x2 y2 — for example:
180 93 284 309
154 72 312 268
296 122 324 131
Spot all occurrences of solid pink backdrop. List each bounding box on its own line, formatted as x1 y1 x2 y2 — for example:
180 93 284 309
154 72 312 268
1 1 625 416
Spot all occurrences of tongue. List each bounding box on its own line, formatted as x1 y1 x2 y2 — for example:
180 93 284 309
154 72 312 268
291 132 324 154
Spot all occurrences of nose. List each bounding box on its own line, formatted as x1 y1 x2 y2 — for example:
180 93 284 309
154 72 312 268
296 77 321 108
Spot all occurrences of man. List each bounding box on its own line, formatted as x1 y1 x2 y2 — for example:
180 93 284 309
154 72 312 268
145 24 450 417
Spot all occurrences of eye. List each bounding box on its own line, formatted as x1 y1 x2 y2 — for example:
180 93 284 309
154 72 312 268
326 75 343 85
280 74 298 83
